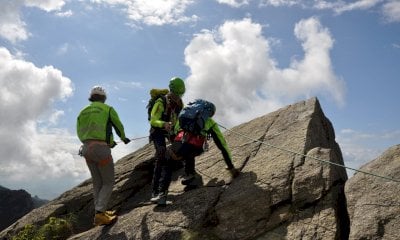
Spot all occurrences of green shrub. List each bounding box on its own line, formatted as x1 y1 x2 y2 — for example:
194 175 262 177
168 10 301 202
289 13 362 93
12 215 75 240
11 224 42 240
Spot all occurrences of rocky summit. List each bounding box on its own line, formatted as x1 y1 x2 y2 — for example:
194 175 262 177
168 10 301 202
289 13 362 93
2 97 397 240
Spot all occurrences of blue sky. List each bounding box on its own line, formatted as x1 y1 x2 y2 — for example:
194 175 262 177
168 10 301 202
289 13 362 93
0 0 399 200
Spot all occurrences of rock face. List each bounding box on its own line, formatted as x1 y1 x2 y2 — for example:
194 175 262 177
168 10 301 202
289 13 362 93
0 97 350 239
345 145 400 240
0 187 34 232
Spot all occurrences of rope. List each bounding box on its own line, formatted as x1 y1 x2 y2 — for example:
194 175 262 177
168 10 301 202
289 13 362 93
114 135 149 144
129 136 149 141
217 123 400 183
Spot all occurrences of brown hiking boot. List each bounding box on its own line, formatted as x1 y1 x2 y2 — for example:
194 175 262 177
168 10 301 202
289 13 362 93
94 212 117 226
105 210 116 216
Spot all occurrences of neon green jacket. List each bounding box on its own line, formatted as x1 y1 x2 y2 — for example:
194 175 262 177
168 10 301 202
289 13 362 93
150 98 180 133
151 99 233 168
201 118 234 169
76 102 126 144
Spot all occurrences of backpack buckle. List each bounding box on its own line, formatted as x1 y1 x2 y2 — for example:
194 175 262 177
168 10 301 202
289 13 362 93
182 132 188 143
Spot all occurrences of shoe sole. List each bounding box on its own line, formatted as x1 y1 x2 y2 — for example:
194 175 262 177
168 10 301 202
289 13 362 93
94 216 117 226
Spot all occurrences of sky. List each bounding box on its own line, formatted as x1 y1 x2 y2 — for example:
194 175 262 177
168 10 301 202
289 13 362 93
0 0 399 200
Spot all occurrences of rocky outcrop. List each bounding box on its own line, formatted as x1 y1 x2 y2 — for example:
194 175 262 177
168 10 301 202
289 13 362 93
345 144 400 240
0 187 34 232
0 97 349 239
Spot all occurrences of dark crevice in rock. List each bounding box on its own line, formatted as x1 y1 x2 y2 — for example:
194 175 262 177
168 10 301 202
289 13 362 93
250 112 280 160
335 183 350 240
289 178 350 240
293 179 345 210
270 198 292 213
199 187 228 239
377 218 390 237
239 155 251 171
201 191 222 229
288 154 301 206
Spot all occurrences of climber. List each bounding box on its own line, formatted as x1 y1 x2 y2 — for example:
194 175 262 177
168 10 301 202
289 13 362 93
148 77 185 204
155 99 240 206
76 86 130 226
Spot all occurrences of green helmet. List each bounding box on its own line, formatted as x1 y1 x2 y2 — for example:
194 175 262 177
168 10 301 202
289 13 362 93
169 77 185 96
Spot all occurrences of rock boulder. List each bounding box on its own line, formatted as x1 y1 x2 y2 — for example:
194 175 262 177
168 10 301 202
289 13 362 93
0 97 349 240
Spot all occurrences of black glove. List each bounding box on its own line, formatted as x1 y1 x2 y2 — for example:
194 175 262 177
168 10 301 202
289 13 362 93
109 141 117 148
123 138 131 144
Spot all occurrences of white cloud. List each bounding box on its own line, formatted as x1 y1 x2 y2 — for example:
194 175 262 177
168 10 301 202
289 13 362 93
0 47 85 199
0 1 30 43
115 80 143 89
48 110 65 125
104 80 143 94
91 0 197 26
0 0 67 43
334 0 383 14
260 0 298 7
382 0 400 22
259 0 388 17
216 0 250 8
56 43 69 55
313 0 383 14
336 128 400 176
56 9 74 17
25 0 66 12
184 17 345 127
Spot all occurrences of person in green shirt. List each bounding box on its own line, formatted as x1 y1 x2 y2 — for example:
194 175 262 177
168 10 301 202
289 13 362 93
156 100 240 206
76 86 130 226
149 77 185 203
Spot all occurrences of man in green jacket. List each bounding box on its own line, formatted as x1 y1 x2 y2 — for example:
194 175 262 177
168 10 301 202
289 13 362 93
156 100 240 206
149 77 185 203
77 86 130 226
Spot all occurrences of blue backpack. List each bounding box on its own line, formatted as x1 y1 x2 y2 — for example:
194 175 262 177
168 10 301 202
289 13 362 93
178 99 215 135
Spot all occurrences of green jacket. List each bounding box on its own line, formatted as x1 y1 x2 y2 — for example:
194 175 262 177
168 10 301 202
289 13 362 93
151 99 233 168
77 101 126 144
201 118 234 169
150 98 180 133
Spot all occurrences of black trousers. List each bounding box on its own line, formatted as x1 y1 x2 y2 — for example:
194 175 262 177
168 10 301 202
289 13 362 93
150 129 168 194
158 141 203 193
177 142 203 175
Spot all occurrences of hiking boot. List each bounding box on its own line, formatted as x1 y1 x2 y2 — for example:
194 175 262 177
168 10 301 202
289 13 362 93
105 210 116 216
94 212 117 226
157 192 168 206
150 192 160 203
181 174 195 185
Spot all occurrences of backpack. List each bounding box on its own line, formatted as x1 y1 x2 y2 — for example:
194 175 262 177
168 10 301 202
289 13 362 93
146 88 169 121
178 99 215 135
